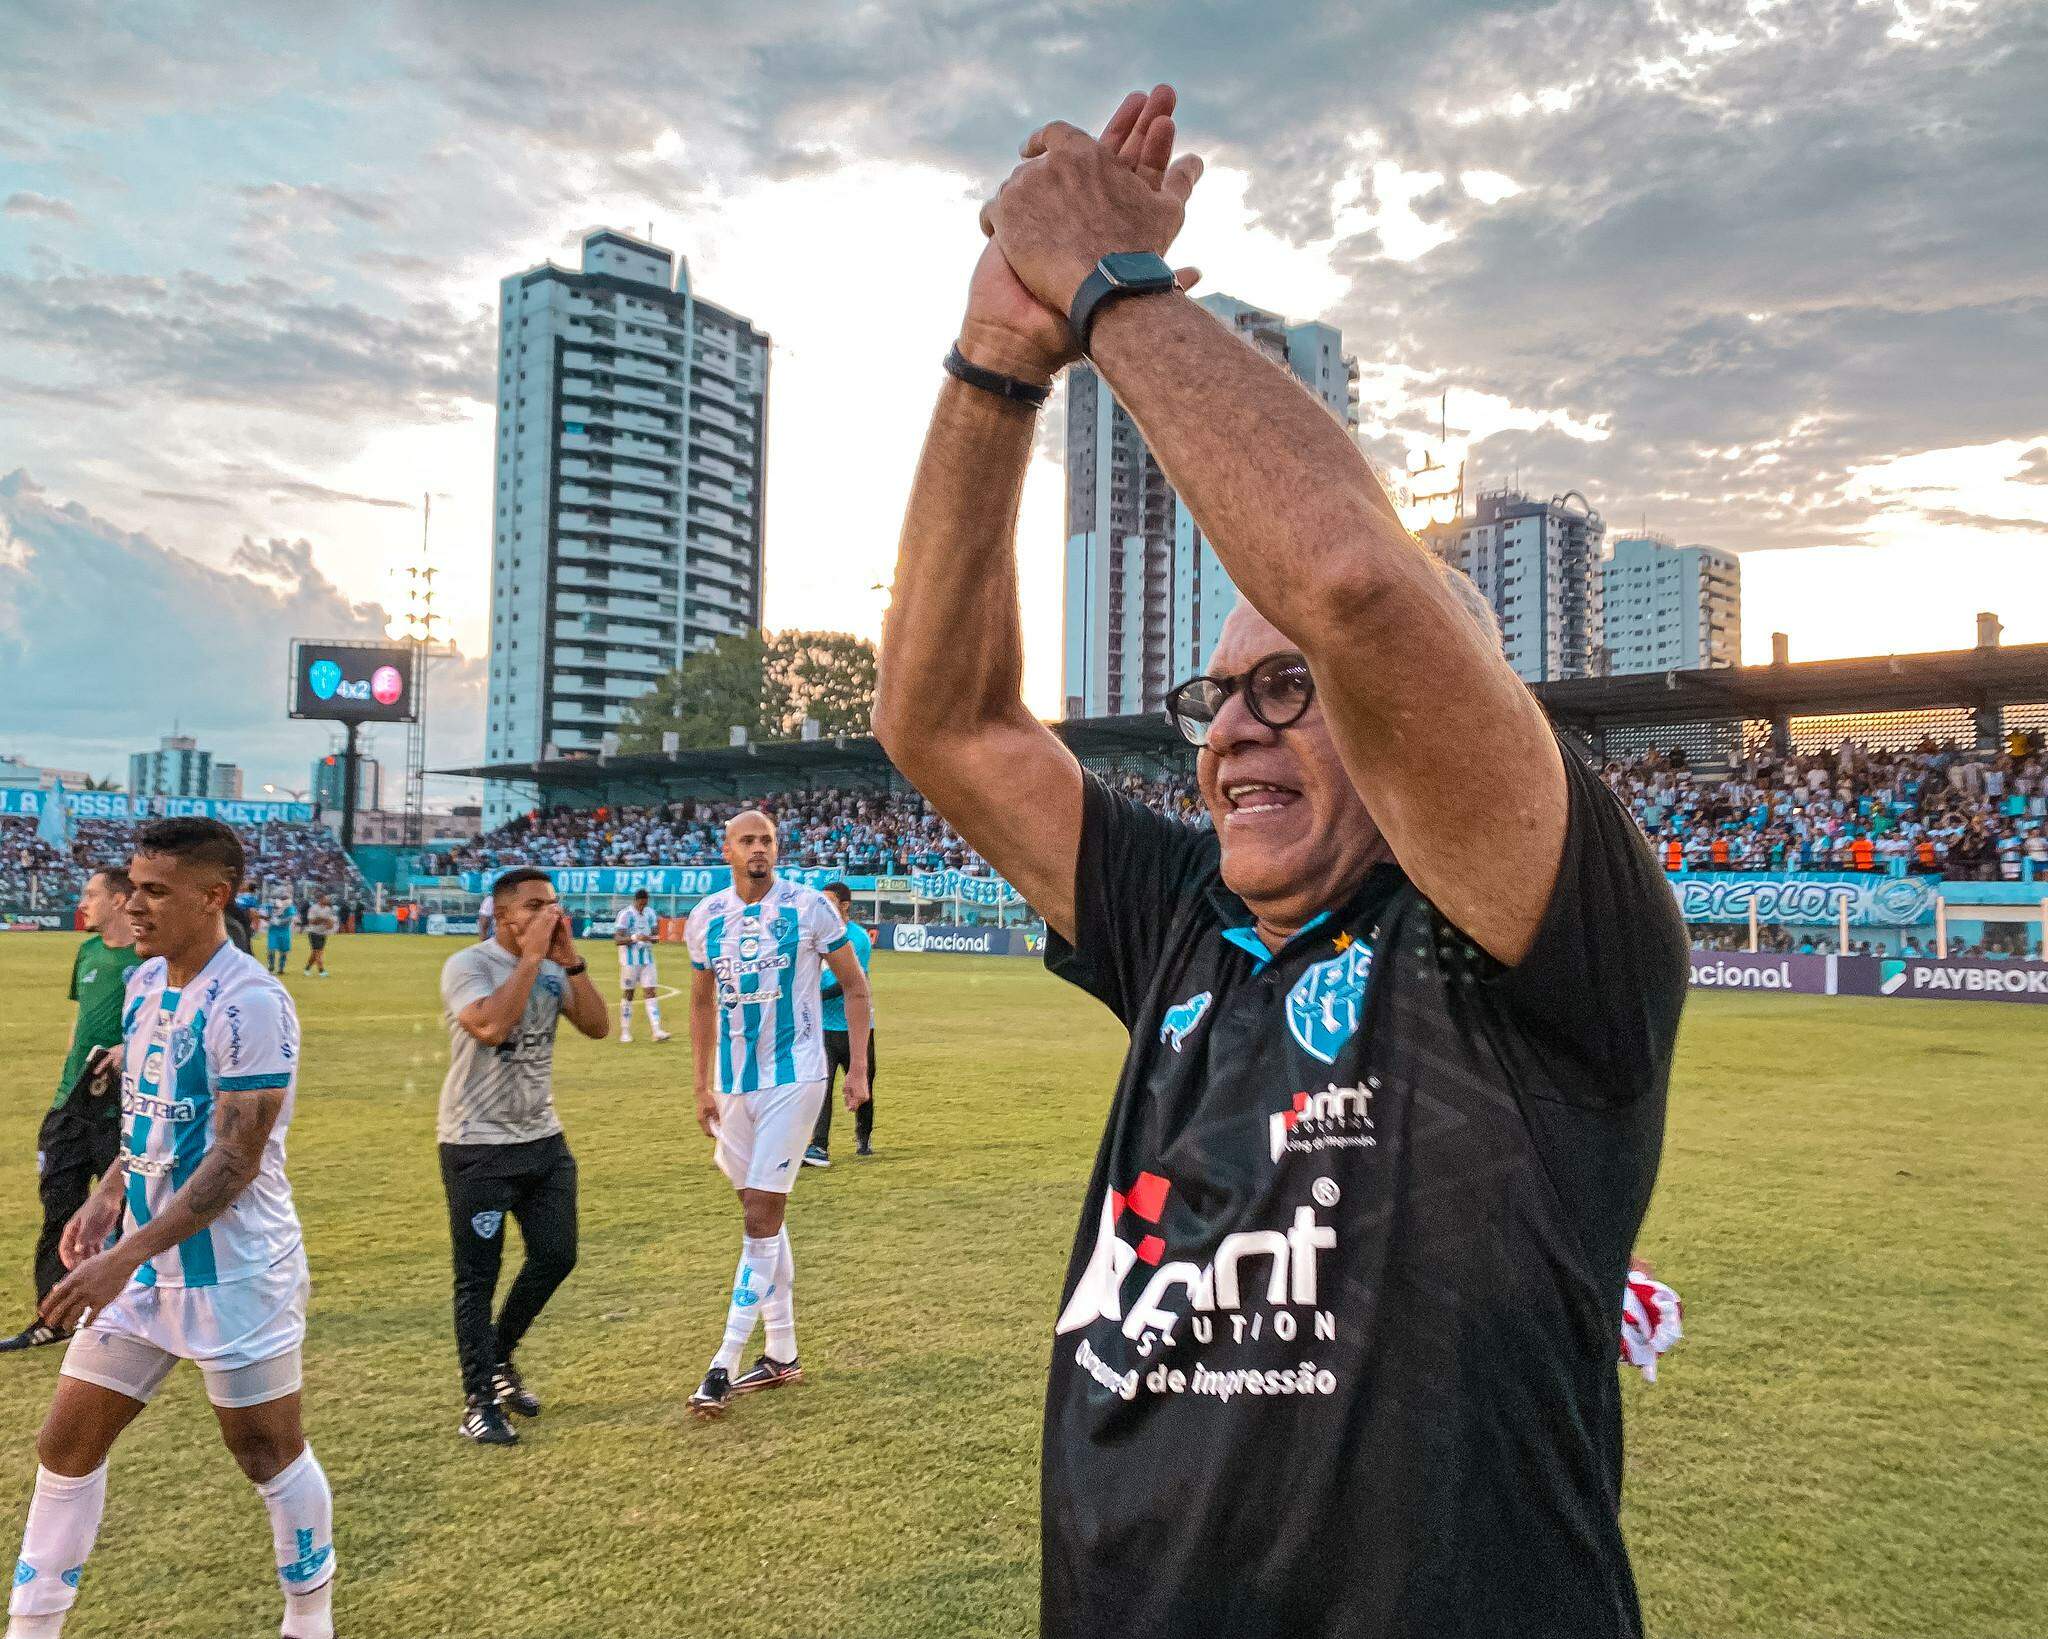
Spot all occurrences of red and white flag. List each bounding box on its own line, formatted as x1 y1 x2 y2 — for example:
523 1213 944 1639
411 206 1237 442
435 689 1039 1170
1620 1272 1684 1383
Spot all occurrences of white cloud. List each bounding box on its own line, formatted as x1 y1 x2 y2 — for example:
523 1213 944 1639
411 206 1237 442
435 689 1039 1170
0 471 484 794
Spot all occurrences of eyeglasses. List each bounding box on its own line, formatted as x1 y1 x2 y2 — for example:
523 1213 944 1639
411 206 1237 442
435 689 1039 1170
1164 651 1316 747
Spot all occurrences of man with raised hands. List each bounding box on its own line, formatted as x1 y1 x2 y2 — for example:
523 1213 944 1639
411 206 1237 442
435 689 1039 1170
876 85 1686 1639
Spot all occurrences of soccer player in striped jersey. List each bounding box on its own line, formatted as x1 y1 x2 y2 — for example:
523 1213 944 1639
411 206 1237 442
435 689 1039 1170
683 811 871 1418
611 889 669 1043
6 819 335 1639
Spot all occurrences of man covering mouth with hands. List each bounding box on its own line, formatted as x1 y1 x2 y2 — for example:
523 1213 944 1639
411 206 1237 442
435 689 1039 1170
875 86 1687 1639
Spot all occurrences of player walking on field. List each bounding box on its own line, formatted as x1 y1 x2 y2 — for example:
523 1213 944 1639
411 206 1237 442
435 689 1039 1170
5 820 336 1639
301 894 338 979
683 811 871 1419
437 868 609 1445
612 888 669 1043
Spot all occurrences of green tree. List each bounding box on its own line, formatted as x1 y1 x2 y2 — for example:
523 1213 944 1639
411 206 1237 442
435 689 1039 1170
617 628 878 753
764 629 877 739
617 629 771 753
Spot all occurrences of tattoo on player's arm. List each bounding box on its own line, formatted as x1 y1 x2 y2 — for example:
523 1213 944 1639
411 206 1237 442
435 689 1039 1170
181 1088 284 1221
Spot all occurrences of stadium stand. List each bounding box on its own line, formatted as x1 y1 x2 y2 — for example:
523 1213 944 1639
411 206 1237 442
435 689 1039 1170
0 815 364 907
438 734 2046 887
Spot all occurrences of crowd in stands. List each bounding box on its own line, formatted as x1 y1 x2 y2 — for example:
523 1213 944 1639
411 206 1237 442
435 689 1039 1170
1603 733 2048 883
442 775 1212 879
443 735 2048 891
0 815 363 907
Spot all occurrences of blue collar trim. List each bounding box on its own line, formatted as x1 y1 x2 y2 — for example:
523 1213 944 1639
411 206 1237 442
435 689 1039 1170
1218 909 1334 971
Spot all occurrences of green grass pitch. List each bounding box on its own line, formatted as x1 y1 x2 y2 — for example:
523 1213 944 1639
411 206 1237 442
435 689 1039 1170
0 934 2043 1637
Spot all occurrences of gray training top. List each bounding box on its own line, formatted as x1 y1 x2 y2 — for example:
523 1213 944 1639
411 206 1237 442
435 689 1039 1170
437 940 568 1146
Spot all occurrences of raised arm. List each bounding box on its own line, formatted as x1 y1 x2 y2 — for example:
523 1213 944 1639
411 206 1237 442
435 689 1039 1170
875 88 1197 945
987 112 1564 964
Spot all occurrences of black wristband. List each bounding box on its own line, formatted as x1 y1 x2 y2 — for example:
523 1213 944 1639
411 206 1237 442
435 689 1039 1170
943 344 1051 408
563 959 588 977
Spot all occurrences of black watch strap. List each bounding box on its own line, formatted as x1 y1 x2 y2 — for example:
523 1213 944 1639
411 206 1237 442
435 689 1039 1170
943 345 1051 407
1069 254 1176 357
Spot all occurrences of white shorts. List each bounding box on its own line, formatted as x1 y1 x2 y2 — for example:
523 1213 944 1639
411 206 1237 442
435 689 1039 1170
618 950 659 988
714 1080 827 1195
60 1246 309 1409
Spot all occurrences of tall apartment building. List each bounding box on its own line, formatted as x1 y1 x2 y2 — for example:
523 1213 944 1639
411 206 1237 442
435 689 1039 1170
483 229 769 822
1062 294 1359 718
1601 535 1741 673
208 763 244 801
129 735 214 799
1424 489 1608 683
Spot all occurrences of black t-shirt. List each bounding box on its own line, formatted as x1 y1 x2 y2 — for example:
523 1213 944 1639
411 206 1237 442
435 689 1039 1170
1041 744 1688 1639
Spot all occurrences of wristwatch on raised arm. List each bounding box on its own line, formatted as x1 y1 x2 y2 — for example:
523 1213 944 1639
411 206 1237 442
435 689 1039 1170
1068 252 1177 357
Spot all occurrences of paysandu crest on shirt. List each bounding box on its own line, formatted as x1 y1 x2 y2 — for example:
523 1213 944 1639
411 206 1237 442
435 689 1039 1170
1285 941 1376 1065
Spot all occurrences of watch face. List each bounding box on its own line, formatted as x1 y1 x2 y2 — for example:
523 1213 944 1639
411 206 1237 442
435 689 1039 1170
1101 251 1173 288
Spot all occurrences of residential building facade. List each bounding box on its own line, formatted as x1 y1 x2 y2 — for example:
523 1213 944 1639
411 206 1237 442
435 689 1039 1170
1425 489 1608 683
482 229 769 821
1601 535 1742 673
1063 294 1359 718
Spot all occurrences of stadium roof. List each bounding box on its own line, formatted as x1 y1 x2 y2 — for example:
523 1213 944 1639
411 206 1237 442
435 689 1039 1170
437 641 2048 798
1529 641 2048 729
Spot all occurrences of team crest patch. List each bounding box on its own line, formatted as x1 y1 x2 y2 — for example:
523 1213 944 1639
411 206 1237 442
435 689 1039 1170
471 1211 504 1239
171 1026 199 1068
1285 941 1376 1065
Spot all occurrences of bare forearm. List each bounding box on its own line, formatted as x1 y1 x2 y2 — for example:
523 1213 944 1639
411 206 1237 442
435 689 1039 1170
1087 293 1418 641
844 985 871 1076
875 381 1038 747
461 955 542 1045
564 971 609 1038
112 1097 269 1271
691 998 715 1091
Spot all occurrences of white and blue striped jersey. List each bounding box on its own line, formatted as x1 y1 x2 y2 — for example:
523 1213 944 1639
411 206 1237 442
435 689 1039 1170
613 905 660 969
685 878 848 1093
118 941 303 1288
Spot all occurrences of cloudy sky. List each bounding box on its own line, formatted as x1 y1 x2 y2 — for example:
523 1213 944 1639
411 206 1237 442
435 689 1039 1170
2 0 2044 794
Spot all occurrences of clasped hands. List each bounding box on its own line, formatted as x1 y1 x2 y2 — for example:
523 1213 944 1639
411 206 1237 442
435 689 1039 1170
959 84 1205 386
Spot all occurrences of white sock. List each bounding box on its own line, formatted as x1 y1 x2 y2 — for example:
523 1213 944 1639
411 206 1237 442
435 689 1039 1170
255 1446 335 1639
7 1463 107 1625
644 996 664 1031
711 1235 778 1372
619 997 633 1032
763 1228 797 1361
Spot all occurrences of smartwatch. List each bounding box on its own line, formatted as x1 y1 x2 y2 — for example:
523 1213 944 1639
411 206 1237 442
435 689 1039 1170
1068 252 1177 357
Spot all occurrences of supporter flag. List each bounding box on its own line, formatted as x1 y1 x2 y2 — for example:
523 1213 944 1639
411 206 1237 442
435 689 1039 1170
36 780 72 851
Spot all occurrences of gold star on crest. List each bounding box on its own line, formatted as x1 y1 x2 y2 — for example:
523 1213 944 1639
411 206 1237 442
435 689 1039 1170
1332 931 1354 952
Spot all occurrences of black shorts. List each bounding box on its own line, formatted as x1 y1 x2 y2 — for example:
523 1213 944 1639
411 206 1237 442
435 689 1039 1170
308 933 328 951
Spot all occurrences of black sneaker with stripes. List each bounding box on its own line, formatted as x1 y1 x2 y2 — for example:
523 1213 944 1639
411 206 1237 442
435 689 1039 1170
460 1395 519 1445
0 1320 69 1354
687 1365 732 1419
492 1360 540 1418
730 1354 803 1395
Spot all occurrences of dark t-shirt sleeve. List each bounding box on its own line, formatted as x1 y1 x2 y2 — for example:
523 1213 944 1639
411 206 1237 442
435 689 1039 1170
1044 773 1218 1029
1485 740 1689 1106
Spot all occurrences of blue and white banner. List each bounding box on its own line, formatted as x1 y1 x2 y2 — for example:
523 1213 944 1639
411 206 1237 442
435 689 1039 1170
0 790 316 825
910 869 1024 907
1668 872 1939 929
457 864 1024 903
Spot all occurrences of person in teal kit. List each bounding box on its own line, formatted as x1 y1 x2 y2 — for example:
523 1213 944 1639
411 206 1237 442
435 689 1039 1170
804 882 876 1166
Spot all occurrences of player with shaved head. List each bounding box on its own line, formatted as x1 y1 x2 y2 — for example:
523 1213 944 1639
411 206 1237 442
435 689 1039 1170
683 810 872 1418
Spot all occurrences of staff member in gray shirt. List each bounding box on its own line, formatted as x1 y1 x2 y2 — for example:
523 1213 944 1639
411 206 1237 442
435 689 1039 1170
437 867 608 1445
